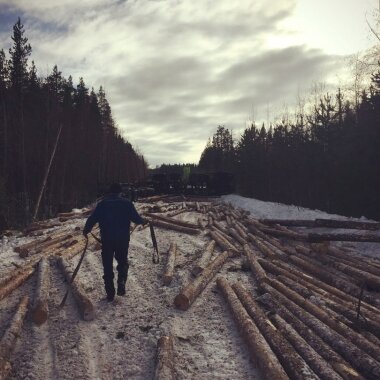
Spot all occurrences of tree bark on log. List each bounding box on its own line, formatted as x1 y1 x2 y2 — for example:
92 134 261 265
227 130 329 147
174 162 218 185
163 243 177 286
314 218 380 230
258 258 380 323
192 240 215 276
308 232 380 243
259 225 307 240
257 293 365 380
174 251 230 310
287 254 379 306
0 266 35 301
229 228 246 246
0 295 29 380
57 257 95 321
210 225 238 248
32 257 50 325
261 283 380 380
267 278 380 364
15 236 52 256
145 212 199 229
154 336 176 380
270 314 344 380
208 230 239 255
277 275 380 344
232 282 318 380
260 219 316 227
243 244 267 284
149 219 200 235
216 277 289 380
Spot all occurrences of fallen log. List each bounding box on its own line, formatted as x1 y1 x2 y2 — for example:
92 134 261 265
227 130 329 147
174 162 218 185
243 244 267 284
197 218 205 229
154 336 176 380
315 218 380 230
287 254 379 306
258 258 380 322
257 293 364 380
0 266 35 301
260 219 316 227
229 228 246 246
270 313 343 380
267 278 380 364
210 225 238 247
232 282 318 380
148 219 200 235
308 232 380 243
277 275 380 343
14 236 52 256
57 257 95 321
163 243 177 286
0 295 29 380
192 240 215 276
174 251 230 310
145 212 199 229
23 222 61 234
261 283 380 380
216 278 289 380
32 258 50 325
208 230 239 255
259 225 306 240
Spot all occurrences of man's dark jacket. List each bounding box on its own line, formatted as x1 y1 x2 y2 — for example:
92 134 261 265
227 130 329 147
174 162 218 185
83 194 144 241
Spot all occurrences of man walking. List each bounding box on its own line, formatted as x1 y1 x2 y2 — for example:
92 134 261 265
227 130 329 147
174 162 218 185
83 183 146 301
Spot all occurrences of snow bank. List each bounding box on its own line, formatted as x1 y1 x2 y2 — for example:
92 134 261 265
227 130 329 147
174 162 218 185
222 194 350 220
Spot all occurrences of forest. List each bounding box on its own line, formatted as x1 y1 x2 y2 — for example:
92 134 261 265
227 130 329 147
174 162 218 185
198 68 380 219
0 19 147 229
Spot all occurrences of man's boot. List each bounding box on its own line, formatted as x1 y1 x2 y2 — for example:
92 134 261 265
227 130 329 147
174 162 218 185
117 278 126 296
104 279 115 301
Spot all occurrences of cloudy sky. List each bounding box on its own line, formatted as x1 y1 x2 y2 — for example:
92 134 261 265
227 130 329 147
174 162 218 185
0 0 378 166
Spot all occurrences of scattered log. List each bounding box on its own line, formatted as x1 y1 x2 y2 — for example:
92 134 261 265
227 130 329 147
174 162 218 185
23 222 61 235
216 277 289 380
0 295 29 380
166 209 187 218
232 282 318 380
57 240 87 260
32 258 50 325
257 293 364 380
174 251 230 310
267 278 380 364
261 283 380 380
208 230 239 255
270 313 343 380
308 232 380 243
197 218 205 229
210 225 238 247
0 266 35 301
314 218 380 230
57 257 95 321
14 236 52 256
258 225 306 240
258 258 380 321
154 336 176 380
243 244 267 284
145 212 199 229
192 240 215 276
287 254 379 306
260 219 316 227
149 219 200 235
229 228 246 246
163 243 177 286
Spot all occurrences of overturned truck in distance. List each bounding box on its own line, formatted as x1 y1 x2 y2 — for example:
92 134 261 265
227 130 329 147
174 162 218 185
149 171 235 196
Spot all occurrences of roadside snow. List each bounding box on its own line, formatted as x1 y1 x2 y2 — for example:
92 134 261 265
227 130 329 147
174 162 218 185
222 194 363 221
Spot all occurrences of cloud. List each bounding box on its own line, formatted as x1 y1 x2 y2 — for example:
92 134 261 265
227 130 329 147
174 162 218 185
0 0 344 166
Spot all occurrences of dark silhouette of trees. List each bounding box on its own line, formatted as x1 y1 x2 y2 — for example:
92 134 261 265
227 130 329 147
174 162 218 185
199 61 380 219
0 19 147 228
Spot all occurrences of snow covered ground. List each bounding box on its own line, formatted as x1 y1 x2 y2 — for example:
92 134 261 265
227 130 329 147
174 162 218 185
1 195 379 379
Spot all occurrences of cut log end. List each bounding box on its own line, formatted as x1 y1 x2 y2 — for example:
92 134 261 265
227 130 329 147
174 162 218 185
174 294 190 311
32 303 48 325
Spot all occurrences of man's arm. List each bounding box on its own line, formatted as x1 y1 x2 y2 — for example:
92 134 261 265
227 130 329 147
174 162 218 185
128 202 146 225
83 204 101 235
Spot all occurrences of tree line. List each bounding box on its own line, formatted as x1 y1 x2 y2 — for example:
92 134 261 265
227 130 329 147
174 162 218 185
199 67 380 219
0 19 147 229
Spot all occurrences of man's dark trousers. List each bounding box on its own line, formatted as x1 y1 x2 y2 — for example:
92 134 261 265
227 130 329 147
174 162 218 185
101 238 130 297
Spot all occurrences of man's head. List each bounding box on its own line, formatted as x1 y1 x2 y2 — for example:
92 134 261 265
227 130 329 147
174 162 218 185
108 183 122 194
